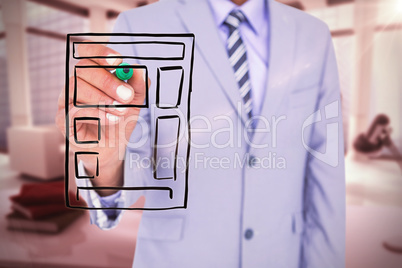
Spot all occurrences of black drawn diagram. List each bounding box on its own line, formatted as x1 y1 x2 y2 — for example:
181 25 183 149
65 33 195 210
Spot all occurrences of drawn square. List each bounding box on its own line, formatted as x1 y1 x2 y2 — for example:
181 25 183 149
74 117 101 144
73 65 149 109
153 116 180 180
74 152 99 179
156 66 184 109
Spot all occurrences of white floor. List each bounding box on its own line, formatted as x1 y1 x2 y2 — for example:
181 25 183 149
346 155 402 208
1 153 402 267
345 154 402 268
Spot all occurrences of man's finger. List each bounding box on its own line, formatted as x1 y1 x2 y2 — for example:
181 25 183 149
67 105 123 126
69 76 128 116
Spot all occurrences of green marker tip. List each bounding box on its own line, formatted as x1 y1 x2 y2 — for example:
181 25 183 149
115 62 133 81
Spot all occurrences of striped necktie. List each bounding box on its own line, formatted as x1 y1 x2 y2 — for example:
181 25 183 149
224 10 253 120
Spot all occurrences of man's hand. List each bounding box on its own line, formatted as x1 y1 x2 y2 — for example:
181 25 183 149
55 41 148 196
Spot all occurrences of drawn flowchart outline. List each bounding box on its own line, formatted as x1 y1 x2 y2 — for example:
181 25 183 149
65 33 195 210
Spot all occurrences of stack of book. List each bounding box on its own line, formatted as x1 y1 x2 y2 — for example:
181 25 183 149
6 181 85 234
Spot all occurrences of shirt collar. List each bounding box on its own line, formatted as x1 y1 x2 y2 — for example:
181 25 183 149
207 0 267 36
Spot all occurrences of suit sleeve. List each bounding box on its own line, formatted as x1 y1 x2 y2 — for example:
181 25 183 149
301 29 346 268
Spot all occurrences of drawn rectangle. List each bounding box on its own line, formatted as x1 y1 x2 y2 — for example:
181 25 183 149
153 116 180 180
73 41 185 60
156 66 184 109
74 152 99 179
76 186 174 205
73 65 149 108
73 117 101 144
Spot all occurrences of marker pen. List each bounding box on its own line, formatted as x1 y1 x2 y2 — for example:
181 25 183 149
112 62 133 81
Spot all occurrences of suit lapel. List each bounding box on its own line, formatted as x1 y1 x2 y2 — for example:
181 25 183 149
253 0 296 143
177 0 248 124
177 0 296 136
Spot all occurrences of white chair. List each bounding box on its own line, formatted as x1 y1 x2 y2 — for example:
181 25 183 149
7 125 64 180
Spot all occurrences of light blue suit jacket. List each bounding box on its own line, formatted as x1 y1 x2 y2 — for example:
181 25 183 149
104 0 345 267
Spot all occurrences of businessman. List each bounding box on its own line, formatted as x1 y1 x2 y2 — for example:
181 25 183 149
56 0 346 267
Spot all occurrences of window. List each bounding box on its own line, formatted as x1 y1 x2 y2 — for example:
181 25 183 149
0 8 4 32
26 1 89 34
372 30 402 148
27 34 67 125
26 1 89 125
372 0 402 148
308 3 355 31
376 0 402 25
0 9 11 151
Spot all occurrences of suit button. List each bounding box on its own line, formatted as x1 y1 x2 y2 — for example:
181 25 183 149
248 155 257 167
244 229 253 240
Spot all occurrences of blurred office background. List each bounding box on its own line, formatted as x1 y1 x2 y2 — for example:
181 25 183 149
0 0 401 267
